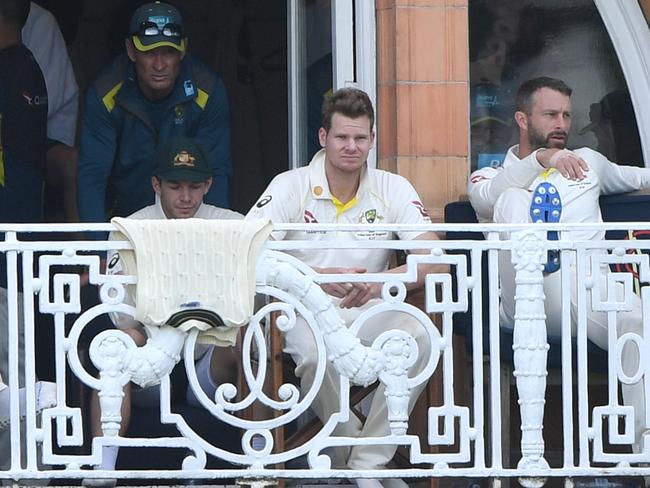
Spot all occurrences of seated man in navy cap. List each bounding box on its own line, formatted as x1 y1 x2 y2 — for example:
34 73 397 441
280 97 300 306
77 2 233 229
86 137 241 483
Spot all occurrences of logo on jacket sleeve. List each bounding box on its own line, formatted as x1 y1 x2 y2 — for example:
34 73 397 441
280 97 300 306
183 80 195 97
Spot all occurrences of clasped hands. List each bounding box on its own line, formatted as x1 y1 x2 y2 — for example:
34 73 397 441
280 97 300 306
315 267 382 309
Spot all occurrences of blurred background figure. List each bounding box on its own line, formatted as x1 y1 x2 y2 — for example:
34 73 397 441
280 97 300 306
22 1 80 223
578 89 644 167
470 82 515 169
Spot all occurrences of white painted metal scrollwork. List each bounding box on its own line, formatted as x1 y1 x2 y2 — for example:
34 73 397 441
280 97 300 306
258 251 442 435
82 248 443 470
5 221 650 486
580 248 650 463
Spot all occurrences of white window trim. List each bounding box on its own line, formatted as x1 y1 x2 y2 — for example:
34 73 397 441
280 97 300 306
355 1 377 169
287 1 307 169
288 1 377 169
594 0 650 166
332 0 355 90
332 0 378 168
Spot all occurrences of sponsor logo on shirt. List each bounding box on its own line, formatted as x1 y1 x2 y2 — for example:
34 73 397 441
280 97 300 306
22 91 47 107
470 174 488 183
304 210 318 223
256 195 272 208
303 209 326 234
411 201 430 219
107 254 121 270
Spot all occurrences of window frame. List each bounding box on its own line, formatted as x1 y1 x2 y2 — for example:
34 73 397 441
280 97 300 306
595 0 650 165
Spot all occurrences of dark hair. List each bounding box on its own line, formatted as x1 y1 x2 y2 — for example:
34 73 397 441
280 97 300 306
0 0 30 27
321 87 375 132
516 77 572 113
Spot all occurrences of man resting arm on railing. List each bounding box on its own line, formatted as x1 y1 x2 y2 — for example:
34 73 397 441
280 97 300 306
467 76 650 457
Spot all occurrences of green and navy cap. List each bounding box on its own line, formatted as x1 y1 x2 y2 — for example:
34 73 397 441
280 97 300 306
153 137 212 182
129 2 186 52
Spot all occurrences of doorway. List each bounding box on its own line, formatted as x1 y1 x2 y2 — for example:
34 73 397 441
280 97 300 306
51 0 372 214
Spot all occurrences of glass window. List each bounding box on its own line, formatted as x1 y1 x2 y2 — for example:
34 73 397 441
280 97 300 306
289 0 333 168
469 0 644 171
305 0 333 161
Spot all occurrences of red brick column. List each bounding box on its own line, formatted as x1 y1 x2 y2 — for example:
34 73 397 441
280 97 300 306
376 0 469 221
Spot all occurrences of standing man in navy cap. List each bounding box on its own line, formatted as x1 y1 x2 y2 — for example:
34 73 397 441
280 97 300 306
77 1 232 227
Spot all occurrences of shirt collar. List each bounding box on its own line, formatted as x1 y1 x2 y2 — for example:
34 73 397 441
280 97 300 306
503 144 522 167
307 149 370 201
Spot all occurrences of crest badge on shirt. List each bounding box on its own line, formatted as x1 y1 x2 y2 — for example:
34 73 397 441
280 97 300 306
174 106 185 125
360 209 383 224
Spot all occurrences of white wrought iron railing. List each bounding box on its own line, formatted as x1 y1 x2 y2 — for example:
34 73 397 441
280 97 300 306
1 221 650 487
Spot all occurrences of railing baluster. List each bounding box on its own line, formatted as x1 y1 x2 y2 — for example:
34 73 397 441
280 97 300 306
511 231 550 485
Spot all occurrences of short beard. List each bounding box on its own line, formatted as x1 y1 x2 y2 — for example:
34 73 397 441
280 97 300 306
528 126 567 151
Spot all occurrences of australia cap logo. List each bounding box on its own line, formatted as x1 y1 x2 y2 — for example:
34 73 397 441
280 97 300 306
149 15 173 29
173 150 196 168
